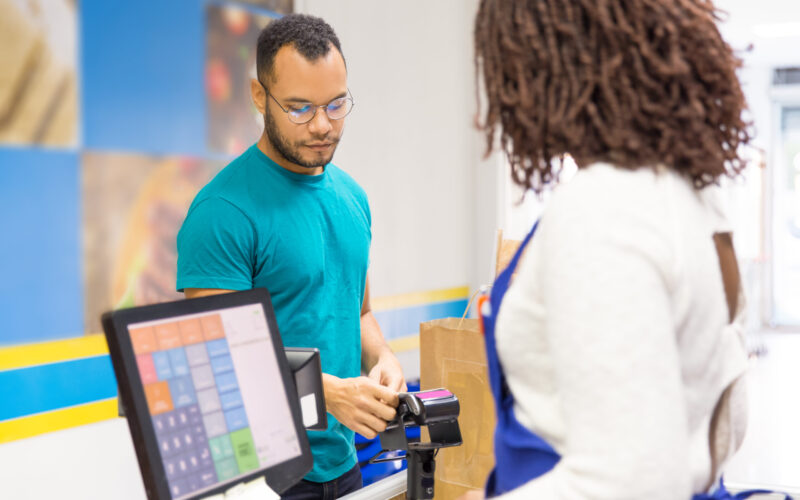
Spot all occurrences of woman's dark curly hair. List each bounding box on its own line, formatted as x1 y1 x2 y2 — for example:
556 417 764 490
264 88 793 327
475 0 752 193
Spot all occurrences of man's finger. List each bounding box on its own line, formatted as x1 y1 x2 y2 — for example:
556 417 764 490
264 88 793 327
354 423 377 440
368 382 399 407
349 410 380 439
386 374 406 393
360 411 389 435
361 392 397 422
351 408 387 438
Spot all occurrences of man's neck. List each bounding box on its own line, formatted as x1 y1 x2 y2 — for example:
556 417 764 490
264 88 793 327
257 135 324 176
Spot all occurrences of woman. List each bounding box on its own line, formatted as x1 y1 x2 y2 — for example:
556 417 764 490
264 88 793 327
463 1 762 499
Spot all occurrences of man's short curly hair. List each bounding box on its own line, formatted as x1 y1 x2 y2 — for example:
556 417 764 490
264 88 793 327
257 14 343 84
474 0 752 193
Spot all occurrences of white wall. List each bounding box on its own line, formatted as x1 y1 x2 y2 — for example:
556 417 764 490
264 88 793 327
716 0 800 326
297 0 500 298
296 0 800 314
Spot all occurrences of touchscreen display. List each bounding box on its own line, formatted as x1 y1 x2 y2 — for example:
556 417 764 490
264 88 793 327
128 304 301 499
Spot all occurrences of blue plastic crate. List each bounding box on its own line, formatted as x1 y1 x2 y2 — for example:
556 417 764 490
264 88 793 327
356 379 421 485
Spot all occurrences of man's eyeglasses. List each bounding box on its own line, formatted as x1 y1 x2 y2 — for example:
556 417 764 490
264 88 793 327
261 83 354 125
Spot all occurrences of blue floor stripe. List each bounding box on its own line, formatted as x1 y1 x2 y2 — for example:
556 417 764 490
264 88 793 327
373 299 469 340
0 355 117 421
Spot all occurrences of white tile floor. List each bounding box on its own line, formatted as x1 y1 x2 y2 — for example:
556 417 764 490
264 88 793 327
724 330 800 494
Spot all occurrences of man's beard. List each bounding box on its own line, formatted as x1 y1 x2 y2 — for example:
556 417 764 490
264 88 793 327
263 107 339 169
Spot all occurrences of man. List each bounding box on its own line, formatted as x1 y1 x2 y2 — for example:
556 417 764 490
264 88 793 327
177 14 406 499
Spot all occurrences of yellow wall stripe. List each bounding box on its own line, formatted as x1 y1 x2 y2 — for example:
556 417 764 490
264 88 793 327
0 334 109 371
0 287 469 371
0 287 468 444
387 334 420 353
0 397 118 444
371 286 469 312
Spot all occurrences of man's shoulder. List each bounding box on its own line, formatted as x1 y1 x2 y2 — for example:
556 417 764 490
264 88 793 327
204 148 256 190
193 147 263 208
327 164 368 202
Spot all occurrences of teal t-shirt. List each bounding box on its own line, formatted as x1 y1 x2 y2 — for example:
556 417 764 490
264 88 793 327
176 144 370 482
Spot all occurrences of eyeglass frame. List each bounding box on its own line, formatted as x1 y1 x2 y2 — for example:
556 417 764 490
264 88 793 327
259 81 355 125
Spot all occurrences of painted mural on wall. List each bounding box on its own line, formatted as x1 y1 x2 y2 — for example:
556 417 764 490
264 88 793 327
0 0 78 147
2 0 294 339
207 3 275 155
82 1 293 333
82 153 222 333
243 0 293 14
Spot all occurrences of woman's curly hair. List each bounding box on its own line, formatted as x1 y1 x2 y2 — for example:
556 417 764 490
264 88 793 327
475 0 752 193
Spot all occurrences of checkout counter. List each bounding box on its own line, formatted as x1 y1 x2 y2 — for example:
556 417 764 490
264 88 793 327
0 416 410 499
40 290 460 500
0 416 411 500
2 288 791 499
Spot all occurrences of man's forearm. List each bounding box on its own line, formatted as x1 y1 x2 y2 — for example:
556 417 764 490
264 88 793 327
321 372 341 408
360 310 393 372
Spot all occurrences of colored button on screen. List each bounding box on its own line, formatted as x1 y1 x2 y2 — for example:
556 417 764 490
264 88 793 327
152 351 173 380
144 381 174 415
130 327 157 354
169 376 197 408
201 315 225 341
206 338 229 358
155 322 183 350
179 318 204 345
168 348 191 377
136 354 158 384
230 428 259 473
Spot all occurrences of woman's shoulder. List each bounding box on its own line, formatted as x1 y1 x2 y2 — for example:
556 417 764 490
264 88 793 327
544 163 685 225
555 161 689 200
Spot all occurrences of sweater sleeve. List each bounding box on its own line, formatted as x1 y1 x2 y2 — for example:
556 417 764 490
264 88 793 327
497 173 692 500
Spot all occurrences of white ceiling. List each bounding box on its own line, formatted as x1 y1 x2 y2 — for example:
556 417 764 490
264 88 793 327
715 0 800 66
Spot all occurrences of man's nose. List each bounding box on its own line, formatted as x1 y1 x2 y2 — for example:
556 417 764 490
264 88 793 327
307 107 333 136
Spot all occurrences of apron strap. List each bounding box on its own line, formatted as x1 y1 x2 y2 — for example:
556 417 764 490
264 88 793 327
486 221 540 399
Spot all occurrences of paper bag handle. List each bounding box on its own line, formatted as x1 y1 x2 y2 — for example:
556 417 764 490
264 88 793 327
458 285 491 329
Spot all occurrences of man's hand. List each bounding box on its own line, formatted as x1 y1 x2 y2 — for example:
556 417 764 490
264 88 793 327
367 352 407 393
324 374 399 439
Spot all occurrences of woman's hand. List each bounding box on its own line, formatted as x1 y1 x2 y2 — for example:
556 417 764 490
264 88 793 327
456 490 485 500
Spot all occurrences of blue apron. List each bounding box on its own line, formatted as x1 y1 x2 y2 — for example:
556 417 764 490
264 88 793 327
480 222 791 500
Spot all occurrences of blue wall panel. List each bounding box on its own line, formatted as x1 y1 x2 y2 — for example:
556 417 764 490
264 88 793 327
0 356 117 421
373 299 470 340
0 148 82 344
81 0 206 155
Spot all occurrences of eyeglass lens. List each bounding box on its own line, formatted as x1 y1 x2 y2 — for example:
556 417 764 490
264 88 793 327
288 97 353 124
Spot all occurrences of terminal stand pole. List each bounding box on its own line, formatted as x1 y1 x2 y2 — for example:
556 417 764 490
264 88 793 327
406 449 436 500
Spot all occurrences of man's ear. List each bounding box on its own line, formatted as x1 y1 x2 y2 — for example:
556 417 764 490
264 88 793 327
251 78 266 114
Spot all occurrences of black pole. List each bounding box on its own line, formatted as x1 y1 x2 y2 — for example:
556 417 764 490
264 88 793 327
406 449 436 500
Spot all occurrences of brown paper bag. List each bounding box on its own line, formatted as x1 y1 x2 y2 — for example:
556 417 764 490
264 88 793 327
495 229 522 278
420 317 496 500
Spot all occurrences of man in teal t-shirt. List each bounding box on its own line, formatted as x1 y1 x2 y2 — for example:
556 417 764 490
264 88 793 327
176 14 405 499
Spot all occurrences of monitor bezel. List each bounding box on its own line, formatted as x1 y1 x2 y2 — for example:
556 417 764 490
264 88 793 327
102 288 312 500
